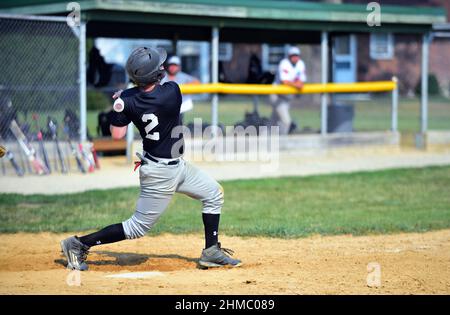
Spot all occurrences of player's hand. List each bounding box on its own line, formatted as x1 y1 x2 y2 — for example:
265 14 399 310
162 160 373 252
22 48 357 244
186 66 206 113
112 90 123 100
282 80 304 90
294 81 304 89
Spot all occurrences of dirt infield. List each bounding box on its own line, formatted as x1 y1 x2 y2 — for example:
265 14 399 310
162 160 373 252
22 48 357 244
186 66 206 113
0 230 449 294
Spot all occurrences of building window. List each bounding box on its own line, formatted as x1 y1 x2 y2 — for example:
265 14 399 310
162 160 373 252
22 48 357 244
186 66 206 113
370 33 394 60
262 44 289 72
219 43 233 62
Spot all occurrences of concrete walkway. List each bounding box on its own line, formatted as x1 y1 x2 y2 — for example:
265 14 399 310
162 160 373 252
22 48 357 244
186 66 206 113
1 147 450 195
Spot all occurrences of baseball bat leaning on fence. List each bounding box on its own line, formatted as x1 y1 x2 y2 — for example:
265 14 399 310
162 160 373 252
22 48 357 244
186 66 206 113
48 117 68 174
19 140 32 175
78 142 95 173
32 114 51 173
9 120 49 175
63 126 85 174
88 141 100 169
6 151 25 177
1 136 26 177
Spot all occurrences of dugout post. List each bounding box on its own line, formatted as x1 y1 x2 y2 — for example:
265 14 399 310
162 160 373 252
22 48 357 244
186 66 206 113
321 31 329 135
420 32 431 135
391 76 398 132
211 26 219 137
79 21 87 143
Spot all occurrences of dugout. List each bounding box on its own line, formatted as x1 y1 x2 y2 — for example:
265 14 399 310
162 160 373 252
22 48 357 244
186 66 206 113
0 0 446 151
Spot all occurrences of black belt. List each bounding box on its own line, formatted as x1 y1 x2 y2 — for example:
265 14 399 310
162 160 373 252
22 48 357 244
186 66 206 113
145 153 179 165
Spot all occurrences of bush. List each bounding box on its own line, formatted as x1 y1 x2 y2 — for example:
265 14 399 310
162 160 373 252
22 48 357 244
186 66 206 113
87 89 110 111
415 73 441 96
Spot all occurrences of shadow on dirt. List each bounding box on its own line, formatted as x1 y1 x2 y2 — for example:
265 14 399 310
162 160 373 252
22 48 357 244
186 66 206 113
55 251 199 270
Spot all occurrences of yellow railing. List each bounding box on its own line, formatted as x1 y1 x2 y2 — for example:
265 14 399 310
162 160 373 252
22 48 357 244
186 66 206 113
179 81 397 95
178 79 399 135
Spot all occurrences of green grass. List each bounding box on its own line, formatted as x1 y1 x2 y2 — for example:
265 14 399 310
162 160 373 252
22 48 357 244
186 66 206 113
1 166 450 237
87 95 450 137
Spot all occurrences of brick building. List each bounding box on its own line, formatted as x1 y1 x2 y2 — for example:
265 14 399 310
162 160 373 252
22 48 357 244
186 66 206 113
220 0 450 97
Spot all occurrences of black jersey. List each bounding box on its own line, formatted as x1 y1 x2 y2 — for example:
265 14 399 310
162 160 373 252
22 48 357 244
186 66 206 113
110 81 184 158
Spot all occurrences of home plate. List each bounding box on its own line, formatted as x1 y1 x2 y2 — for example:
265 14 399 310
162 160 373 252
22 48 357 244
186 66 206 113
106 271 165 279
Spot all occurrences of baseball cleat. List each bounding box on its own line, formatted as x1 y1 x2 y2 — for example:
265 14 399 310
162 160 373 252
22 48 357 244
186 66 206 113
198 242 242 268
60 236 90 271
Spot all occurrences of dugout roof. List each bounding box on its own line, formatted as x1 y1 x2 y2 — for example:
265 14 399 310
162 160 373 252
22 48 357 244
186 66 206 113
0 0 446 43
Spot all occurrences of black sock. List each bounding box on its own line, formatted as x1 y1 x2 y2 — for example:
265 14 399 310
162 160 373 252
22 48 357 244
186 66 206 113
78 223 126 247
202 213 220 249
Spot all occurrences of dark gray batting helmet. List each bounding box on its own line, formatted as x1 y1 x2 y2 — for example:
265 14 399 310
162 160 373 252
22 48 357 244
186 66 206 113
126 47 167 86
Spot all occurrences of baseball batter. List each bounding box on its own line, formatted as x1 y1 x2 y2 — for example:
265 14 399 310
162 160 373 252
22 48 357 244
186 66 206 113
61 47 241 270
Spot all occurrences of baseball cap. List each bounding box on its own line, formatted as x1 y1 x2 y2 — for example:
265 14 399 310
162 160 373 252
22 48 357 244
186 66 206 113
167 55 181 66
288 46 301 56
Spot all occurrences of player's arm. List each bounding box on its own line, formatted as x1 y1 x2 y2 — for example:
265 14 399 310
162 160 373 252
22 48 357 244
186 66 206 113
110 126 127 139
110 90 131 139
290 60 307 89
278 61 303 90
188 78 200 84
281 79 303 89
299 61 307 86
184 73 200 85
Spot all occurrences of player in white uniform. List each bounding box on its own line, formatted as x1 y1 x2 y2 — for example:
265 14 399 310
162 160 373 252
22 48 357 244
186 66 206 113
161 55 200 115
272 46 307 135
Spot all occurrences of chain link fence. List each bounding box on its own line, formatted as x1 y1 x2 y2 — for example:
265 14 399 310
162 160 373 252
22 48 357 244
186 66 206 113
0 14 82 176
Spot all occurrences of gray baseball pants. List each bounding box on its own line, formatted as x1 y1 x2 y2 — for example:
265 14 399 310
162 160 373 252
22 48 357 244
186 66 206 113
271 94 293 135
122 155 224 239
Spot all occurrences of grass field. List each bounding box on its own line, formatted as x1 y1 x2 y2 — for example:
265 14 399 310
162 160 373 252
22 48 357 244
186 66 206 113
86 95 450 137
1 166 449 236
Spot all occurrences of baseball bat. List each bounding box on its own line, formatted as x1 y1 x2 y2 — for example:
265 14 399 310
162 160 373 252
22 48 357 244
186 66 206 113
63 125 85 174
48 117 68 174
32 114 51 173
78 142 95 173
6 151 24 177
10 120 49 175
0 137 24 176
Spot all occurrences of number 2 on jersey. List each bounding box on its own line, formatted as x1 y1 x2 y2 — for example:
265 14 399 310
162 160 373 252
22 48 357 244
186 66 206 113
142 113 160 141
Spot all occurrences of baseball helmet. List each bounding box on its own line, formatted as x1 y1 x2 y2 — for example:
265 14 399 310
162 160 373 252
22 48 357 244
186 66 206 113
126 47 167 86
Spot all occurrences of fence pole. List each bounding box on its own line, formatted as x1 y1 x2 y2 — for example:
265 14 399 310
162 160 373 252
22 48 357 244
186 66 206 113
211 26 219 137
79 21 87 142
420 32 430 135
391 76 398 132
320 31 328 135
